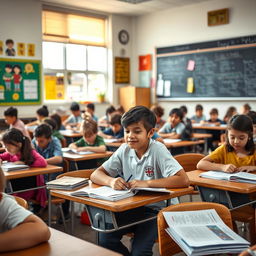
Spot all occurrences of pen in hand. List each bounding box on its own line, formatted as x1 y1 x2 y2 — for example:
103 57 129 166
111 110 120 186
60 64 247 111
124 174 133 190
126 174 133 182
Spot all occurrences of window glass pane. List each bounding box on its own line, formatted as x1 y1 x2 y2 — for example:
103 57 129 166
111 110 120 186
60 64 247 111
88 73 106 101
44 72 65 100
88 46 107 72
66 44 87 70
43 42 64 69
67 72 87 101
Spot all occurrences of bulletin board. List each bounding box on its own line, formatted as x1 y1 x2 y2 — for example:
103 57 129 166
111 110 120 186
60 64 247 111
0 58 41 105
156 35 256 99
115 57 130 84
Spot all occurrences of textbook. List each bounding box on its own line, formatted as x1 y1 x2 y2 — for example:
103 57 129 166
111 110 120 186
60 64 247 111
62 148 94 155
163 209 249 256
46 176 89 190
1 162 29 172
58 186 171 201
200 171 256 184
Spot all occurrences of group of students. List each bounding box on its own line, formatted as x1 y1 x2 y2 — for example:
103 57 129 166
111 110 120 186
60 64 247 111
0 103 256 255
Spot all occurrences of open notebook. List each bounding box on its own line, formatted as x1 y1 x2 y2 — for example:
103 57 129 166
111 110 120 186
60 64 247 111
56 186 171 201
1 162 29 172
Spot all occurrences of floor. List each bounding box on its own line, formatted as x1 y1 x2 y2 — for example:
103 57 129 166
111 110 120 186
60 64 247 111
49 194 249 256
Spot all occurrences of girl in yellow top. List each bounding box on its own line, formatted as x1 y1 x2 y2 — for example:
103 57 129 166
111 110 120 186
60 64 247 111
197 114 256 173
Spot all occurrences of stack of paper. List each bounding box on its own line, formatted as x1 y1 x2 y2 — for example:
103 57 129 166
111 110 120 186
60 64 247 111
46 176 89 190
163 209 249 256
2 162 29 172
200 171 256 184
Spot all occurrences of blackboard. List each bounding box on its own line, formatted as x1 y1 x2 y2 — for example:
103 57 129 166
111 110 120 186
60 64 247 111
156 35 256 98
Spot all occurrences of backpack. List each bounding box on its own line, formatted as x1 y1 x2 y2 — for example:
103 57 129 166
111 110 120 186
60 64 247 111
181 118 193 140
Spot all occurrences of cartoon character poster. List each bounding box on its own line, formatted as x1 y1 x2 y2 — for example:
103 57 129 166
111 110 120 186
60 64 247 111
0 58 41 105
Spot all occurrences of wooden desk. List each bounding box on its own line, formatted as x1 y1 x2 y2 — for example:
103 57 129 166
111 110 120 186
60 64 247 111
164 139 204 150
50 185 193 233
192 133 212 154
187 170 256 210
192 124 227 131
0 228 121 256
60 130 82 138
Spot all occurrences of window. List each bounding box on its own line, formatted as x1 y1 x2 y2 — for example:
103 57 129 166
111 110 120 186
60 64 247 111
42 10 107 102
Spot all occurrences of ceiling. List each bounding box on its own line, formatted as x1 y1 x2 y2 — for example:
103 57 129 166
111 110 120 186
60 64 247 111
42 0 214 16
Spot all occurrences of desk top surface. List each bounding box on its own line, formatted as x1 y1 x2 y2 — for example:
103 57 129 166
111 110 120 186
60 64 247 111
164 140 204 148
192 133 212 139
192 124 227 131
63 151 113 161
0 228 121 256
51 185 194 212
187 170 256 194
4 165 63 180
60 130 82 138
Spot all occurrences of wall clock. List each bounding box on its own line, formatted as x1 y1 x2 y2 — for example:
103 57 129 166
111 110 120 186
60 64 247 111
118 30 129 45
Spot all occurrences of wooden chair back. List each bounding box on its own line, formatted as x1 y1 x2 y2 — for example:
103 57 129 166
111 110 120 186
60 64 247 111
57 169 95 179
14 196 29 209
174 153 205 172
157 202 233 256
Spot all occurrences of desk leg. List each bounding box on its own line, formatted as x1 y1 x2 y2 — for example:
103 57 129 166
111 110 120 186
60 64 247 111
71 201 75 235
204 139 208 154
48 192 52 227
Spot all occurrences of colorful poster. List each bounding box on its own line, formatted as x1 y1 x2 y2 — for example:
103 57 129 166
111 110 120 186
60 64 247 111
45 75 65 100
0 41 3 55
17 43 25 56
27 44 35 57
0 58 41 105
139 54 152 71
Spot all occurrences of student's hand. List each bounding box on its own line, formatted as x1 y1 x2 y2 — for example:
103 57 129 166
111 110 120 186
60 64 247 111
129 180 149 188
237 166 256 173
76 147 87 152
69 144 77 150
222 164 237 173
110 177 129 190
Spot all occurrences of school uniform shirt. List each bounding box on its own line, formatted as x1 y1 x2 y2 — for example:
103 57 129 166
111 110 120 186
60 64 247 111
102 139 182 208
65 114 83 124
103 127 124 139
158 122 185 135
10 119 30 138
75 135 105 147
52 130 65 141
0 193 32 233
210 144 256 167
190 114 206 123
32 136 62 159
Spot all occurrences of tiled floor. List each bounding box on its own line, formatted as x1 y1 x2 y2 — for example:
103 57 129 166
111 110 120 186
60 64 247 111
49 194 249 256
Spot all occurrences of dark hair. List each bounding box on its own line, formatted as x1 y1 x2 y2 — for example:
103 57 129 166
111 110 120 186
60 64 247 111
224 106 237 121
4 107 18 118
44 118 57 131
116 105 125 115
226 114 255 154
195 104 203 111
109 114 122 125
86 103 95 111
106 105 116 116
34 123 52 139
169 108 183 120
121 106 156 132
82 118 98 137
150 105 164 117
5 64 12 69
70 102 80 111
180 105 188 114
5 39 14 45
13 64 21 73
247 111 256 125
2 128 34 165
210 108 218 115
37 105 49 117
243 103 251 112
50 113 62 130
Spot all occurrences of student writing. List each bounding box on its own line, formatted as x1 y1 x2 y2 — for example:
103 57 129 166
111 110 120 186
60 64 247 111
0 167 50 252
0 128 47 208
63 102 83 130
91 106 189 256
26 105 49 127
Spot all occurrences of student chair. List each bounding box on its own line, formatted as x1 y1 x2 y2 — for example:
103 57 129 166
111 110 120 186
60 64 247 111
14 195 29 209
56 169 95 179
174 153 205 201
157 202 234 256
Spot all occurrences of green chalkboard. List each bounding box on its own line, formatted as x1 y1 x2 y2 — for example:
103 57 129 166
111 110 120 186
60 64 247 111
0 58 41 105
156 35 256 98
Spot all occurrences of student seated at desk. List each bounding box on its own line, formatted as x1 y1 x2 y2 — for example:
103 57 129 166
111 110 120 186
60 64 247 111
69 118 106 168
32 124 63 180
26 105 49 127
190 104 206 124
158 108 185 139
85 103 98 122
223 106 238 124
98 113 124 140
4 106 30 138
98 105 116 131
150 104 165 130
91 106 189 256
0 128 47 209
205 108 224 151
241 103 251 115
0 167 50 252
247 111 256 143
63 102 83 130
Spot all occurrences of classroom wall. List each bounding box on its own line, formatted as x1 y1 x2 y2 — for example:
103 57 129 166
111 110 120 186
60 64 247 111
131 0 256 120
